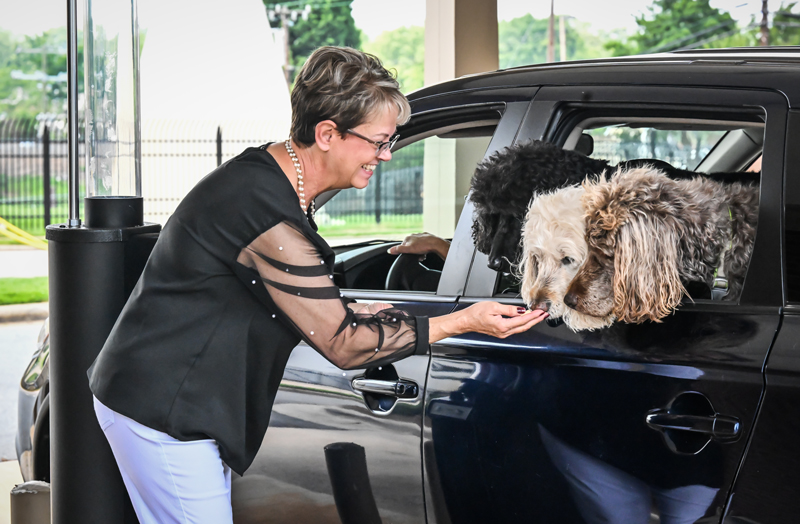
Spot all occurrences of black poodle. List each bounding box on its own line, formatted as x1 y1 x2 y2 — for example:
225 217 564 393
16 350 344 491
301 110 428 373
469 140 610 272
468 139 759 273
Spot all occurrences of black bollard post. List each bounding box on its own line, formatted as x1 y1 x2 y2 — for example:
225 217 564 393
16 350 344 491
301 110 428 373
324 442 382 524
47 196 159 523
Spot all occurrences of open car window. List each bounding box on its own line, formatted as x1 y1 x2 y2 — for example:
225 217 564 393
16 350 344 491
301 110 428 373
570 118 763 173
492 110 765 306
321 117 499 293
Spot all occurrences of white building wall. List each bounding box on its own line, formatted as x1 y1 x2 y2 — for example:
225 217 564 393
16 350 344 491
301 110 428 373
137 0 290 224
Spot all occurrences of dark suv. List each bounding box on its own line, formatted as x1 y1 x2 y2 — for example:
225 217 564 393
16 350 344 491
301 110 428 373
18 48 800 523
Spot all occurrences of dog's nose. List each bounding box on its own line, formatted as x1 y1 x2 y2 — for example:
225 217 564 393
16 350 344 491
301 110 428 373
534 300 551 312
487 256 503 271
564 292 578 309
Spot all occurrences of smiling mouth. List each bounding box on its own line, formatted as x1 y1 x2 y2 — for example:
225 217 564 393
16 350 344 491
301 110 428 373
361 164 376 173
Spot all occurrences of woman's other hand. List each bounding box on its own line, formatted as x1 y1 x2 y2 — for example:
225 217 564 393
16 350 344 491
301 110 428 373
388 233 451 260
429 302 548 343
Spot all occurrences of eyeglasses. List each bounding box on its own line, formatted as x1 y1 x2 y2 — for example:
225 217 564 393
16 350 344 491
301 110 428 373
345 129 400 156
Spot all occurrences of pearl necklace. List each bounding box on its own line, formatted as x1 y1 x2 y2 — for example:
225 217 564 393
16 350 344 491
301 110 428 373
285 139 315 219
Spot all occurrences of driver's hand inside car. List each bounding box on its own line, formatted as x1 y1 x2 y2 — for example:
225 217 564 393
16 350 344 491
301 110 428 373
388 233 451 261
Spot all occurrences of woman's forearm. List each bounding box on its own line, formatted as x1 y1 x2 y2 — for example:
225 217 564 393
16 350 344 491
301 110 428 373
428 309 467 344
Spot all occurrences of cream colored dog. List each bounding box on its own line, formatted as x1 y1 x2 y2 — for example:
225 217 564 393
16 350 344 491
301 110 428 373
517 185 615 331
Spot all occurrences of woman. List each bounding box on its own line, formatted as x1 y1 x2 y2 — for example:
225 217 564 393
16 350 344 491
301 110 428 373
88 46 547 523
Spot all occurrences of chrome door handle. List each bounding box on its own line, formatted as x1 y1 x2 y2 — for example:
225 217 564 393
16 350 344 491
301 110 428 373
646 412 740 439
646 392 741 454
352 378 419 399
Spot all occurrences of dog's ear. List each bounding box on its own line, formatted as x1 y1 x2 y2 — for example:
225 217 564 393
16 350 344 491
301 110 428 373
612 213 687 323
582 173 627 252
517 251 538 306
516 211 538 305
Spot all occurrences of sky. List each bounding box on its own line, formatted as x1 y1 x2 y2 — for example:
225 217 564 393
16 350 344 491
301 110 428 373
0 0 785 40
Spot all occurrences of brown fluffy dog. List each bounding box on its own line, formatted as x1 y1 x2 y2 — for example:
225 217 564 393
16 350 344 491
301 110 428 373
564 167 759 323
518 186 615 331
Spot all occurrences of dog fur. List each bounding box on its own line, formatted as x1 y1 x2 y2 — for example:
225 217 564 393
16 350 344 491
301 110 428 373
469 140 611 271
565 167 759 324
517 185 615 331
467 140 733 273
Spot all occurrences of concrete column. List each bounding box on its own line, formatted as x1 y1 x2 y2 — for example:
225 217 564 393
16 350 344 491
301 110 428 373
424 0 499 85
423 0 498 237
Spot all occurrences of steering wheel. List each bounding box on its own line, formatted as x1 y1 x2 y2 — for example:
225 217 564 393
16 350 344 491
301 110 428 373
385 254 443 291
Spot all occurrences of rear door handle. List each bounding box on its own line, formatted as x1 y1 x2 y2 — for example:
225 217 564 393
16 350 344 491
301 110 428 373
645 392 742 454
352 378 419 399
645 412 740 439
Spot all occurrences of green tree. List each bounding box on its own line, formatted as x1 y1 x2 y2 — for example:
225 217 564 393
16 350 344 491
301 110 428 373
362 26 424 93
498 14 550 67
0 28 84 120
498 14 613 68
0 26 148 120
0 30 14 67
0 29 18 119
772 2 800 45
265 0 361 83
606 0 751 56
576 27 629 60
361 15 620 91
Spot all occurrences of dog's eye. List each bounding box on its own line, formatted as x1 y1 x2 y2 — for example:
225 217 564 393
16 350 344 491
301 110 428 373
561 256 574 265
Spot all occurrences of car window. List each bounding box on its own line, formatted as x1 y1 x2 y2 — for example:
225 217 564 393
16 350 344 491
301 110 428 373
585 127 726 171
318 140 424 241
491 111 765 307
321 122 496 293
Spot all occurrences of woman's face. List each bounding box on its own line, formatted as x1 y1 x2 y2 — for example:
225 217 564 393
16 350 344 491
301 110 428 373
330 106 398 190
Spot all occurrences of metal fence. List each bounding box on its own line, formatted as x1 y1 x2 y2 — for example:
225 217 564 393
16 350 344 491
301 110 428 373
139 120 278 224
0 118 77 235
0 117 426 235
322 141 424 226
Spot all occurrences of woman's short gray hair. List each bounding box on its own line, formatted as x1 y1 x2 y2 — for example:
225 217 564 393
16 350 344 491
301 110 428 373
290 46 411 147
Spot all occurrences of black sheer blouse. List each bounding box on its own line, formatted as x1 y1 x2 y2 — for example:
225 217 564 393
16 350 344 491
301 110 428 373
88 146 429 475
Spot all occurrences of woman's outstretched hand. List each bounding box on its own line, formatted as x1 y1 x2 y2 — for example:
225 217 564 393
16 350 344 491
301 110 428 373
429 302 548 343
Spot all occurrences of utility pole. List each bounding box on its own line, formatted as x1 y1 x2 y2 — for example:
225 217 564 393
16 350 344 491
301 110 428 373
559 15 566 62
760 0 770 46
547 0 555 63
267 3 312 89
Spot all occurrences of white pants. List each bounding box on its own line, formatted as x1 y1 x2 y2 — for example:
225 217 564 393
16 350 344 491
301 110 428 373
93 396 233 524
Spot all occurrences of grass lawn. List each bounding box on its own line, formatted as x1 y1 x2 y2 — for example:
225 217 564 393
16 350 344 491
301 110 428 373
317 214 422 238
0 277 48 305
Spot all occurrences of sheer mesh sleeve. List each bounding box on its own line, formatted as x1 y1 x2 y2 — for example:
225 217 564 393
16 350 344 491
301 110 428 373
235 221 428 369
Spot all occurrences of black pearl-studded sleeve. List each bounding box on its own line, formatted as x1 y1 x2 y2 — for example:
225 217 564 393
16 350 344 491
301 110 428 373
234 221 429 369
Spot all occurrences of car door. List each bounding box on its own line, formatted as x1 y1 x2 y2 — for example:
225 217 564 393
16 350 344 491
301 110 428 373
231 99 532 524
720 109 800 524
422 86 785 523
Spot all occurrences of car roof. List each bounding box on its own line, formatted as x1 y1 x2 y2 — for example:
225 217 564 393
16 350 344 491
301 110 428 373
408 47 800 107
